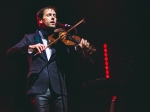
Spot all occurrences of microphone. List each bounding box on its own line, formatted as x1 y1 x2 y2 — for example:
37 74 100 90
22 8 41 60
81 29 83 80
56 22 72 28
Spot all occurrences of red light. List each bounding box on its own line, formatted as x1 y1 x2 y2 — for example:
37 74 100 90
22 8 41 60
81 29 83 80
103 44 107 48
105 66 109 69
106 70 109 75
113 96 117 100
104 49 107 52
104 53 108 57
104 57 108 61
103 43 110 78
105 62 108 65
106 75 110 78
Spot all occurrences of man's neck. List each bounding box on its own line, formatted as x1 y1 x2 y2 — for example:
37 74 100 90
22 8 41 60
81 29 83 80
40 28 55 38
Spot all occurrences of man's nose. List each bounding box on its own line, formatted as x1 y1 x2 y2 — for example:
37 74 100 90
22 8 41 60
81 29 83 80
51 17 54 20
51 16 55 20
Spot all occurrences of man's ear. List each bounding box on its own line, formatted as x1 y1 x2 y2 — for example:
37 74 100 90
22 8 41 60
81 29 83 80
38 19 43 26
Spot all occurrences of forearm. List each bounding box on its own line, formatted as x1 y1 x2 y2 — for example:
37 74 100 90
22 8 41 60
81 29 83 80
7 45 29 57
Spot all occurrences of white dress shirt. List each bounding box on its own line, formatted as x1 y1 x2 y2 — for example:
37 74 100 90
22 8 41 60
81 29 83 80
28 31 52 61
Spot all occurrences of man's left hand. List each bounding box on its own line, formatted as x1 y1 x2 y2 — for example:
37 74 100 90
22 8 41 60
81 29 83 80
78 38 90 48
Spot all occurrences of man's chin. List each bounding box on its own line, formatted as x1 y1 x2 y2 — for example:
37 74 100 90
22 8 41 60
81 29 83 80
49 25 56 28
47 25 56 29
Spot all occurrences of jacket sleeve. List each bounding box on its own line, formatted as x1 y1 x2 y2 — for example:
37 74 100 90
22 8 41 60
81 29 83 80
6 34 33 57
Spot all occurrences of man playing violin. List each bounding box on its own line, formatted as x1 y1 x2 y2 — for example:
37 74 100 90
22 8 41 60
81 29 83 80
7 6 89 112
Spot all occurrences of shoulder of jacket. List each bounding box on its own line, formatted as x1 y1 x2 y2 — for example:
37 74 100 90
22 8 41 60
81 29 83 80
24 33 35 38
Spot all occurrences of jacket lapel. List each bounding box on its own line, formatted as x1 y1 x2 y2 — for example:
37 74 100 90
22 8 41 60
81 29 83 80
34 30 48 62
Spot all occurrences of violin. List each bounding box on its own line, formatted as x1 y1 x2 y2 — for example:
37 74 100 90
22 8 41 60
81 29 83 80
48 31 96 54
34 18 96 56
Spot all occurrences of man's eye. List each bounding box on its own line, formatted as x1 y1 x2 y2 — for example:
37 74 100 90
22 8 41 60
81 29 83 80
46 14 56 17
47 14 51 16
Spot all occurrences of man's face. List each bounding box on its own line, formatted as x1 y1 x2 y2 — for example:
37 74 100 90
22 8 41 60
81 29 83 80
39 8 57 29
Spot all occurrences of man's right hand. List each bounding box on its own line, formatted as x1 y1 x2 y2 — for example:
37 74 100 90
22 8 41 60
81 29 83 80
28 43 47 53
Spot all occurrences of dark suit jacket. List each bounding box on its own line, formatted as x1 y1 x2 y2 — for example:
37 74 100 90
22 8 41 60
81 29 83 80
7 29 73 95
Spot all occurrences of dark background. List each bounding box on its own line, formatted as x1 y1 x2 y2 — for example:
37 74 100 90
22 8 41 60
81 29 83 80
0 0 149 112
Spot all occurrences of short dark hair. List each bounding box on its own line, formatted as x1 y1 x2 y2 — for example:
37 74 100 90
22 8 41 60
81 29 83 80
36 6 57 24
